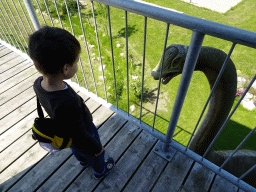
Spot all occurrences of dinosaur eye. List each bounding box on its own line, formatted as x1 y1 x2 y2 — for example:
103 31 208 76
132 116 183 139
171 57 184 70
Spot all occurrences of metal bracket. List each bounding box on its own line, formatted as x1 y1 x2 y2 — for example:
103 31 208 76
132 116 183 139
153 141 177 162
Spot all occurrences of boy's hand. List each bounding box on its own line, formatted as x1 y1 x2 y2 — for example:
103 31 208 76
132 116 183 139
95 146 104 157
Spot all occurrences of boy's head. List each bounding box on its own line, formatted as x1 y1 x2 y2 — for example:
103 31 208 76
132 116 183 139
28 26 81 76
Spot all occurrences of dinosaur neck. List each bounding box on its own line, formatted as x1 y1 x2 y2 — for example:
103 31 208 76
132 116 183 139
188 46 237 156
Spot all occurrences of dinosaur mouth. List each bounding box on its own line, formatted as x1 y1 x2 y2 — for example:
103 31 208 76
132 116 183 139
162 72 180 84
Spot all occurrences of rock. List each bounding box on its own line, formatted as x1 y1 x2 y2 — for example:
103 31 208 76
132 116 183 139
241 99 255 110
130 105 135 112
98 65 106 71
132 76 138 80
237 76 246 84
252 81 256 90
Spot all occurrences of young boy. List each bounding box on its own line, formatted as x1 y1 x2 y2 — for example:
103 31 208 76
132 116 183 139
29 26 115 179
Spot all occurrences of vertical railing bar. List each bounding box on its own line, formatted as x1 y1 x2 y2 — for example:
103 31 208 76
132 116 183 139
0 27 8 43
64 0 83 86
0 31 4 42
77 0 97 94
91 1 108 102
107 5 118 109
34 0 47 26
19 0 34 33
0 21 12 45
202 74 256 159
0 1 23 51
0 23 10 44
239 164 256 181
139 16 147 124
5 0 28 49
0 6 21 51
0 12 14 45
220 125 256 170
163 31 205 152
125 10 129 116
152 23 170 130
11 0 29 38
53 0 64 29
185 43 236 151
43 0 54 27
0 25 6 43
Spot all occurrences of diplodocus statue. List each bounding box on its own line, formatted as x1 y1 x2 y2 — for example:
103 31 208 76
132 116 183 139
151 44 256 187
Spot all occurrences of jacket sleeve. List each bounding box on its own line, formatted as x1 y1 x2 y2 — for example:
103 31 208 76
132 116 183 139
53 102 102 156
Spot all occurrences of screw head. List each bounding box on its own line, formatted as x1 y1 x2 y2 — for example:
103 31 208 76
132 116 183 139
166 155 170 159
155 148 159 151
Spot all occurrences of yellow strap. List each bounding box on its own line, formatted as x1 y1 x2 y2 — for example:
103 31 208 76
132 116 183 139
32 125 54 141
66 138 72 148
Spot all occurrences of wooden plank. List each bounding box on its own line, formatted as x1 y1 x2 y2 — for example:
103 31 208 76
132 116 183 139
0 52 19 65
181 162 215 192
85 97 102 113
0 73 40 106
8 99 107 192
210 175 238 192
36 154 84 192
123 140 169 192
0 55 27 74
0 48 12 58
0 110 37 152
8 148 72 192
92 105 114 126
0 65 37 93
36 113 126 192
0 45 6 51
238 189 246 192
0 86 35 119
66 121 142 192
0 144 48 192
97 113 127 145
0 132 37 173
95 130 158 192
0 97 36 135
152 151 194 192
0 60 32 83
76 90 90 102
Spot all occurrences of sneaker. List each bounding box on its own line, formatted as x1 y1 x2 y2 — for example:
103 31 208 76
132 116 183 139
80 161 89 167
94 157 115 180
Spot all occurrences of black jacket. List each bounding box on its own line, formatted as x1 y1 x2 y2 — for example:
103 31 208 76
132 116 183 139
33 76 102 155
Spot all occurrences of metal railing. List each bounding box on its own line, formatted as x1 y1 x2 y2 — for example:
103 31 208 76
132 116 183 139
1 0 256 191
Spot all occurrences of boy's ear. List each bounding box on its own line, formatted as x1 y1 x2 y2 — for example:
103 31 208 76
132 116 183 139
63 64 68 75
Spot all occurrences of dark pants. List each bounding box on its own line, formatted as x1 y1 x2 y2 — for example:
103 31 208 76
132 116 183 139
71 123 105 174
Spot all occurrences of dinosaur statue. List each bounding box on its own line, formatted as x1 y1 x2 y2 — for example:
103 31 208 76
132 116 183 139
151 44 256 187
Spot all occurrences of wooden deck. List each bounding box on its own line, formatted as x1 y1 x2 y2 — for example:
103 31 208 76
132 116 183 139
0 44 247 192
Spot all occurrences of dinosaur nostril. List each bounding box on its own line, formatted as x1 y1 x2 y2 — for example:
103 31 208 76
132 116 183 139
151 71 159 80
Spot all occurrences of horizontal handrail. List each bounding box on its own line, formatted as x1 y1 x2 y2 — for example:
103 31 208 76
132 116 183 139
93 0 256 48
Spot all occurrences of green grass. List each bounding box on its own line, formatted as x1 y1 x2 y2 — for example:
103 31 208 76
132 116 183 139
3 0 256 151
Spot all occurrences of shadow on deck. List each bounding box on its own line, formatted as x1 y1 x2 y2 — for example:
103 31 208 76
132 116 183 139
0 44 247 192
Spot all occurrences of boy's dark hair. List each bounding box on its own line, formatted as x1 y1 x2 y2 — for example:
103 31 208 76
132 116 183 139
28 26 81 75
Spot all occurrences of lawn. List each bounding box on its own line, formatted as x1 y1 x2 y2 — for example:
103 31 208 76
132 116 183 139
2 0 256 151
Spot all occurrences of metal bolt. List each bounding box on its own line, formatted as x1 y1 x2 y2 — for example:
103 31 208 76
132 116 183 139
155 148 159 151
166 155 170 159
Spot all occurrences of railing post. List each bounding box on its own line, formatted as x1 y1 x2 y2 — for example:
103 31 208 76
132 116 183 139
153 30 205 161
163 31 205 152
23 0 40 31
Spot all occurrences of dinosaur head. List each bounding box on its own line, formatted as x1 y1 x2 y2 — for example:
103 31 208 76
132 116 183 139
151 44 188 84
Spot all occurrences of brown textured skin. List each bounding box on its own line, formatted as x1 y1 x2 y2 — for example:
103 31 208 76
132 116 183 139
152 44 237 155
152 44 256 188
188 46 237 156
